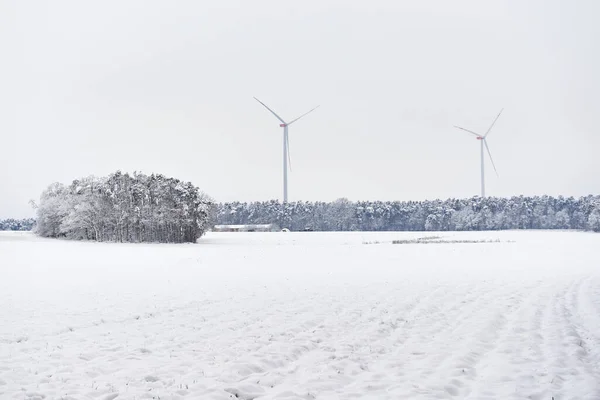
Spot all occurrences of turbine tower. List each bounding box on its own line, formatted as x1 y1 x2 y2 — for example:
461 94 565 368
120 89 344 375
454 109 503 198
254 97 319 203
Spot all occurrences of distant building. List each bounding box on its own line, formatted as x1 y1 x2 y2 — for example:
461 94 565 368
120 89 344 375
212 224 280 232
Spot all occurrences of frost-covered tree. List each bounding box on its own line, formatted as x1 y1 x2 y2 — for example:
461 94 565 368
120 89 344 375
34 171 215 243
35 182 70 238
326 198 356 231
554 209 571 229
588 203 600 232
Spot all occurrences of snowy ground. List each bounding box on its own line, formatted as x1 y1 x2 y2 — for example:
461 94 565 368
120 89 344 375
1 230 600 400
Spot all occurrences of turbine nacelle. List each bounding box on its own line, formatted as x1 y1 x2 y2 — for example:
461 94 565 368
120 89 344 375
279 123 287 127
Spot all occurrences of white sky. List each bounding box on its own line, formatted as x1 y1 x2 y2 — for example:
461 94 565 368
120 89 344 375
1 0 599 217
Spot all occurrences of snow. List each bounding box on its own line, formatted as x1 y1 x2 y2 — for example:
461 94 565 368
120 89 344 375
1 230 600 399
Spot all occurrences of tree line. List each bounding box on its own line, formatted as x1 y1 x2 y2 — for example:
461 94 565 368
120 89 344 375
33 171 215 243
5 194 600 236
216 195 600 232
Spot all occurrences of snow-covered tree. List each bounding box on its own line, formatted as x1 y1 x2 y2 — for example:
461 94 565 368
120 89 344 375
588 203 600 232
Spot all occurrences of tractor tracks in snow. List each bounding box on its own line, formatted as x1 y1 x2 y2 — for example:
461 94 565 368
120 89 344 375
465 276 600 400
2 277 599 400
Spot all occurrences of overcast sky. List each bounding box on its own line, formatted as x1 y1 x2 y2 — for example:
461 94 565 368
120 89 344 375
1 0 599 217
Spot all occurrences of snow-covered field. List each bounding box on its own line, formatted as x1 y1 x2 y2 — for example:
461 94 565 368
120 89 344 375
1 230 600 400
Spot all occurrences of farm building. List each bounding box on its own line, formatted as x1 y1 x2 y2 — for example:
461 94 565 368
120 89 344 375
212 224 280 232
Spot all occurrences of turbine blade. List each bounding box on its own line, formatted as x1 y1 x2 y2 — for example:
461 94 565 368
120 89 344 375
484 139 499 177
484 108 504 137
453 125 482 137
286 133 292 172
287 105 320 126
254 97 286 124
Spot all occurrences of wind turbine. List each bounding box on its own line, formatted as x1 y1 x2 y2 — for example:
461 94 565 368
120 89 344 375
254 97 319 203
453 109 503 198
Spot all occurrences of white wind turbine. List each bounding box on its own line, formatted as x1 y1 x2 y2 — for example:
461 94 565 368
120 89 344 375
454 109 503 198
254 97 319 203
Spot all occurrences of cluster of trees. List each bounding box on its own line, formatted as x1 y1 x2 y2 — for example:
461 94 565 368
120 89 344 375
35 171 215 243
0 218 35 231
217 195 600 232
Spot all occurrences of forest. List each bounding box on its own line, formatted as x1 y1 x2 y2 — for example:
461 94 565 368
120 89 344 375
216 195 600 232
32 171 215 243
